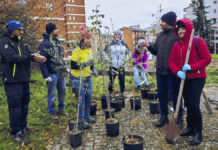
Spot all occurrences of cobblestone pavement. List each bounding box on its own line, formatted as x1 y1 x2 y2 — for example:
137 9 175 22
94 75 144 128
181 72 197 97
47 91 218 150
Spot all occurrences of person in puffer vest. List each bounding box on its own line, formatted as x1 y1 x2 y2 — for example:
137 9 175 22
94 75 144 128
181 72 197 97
169 18 211 146
103 29 131 97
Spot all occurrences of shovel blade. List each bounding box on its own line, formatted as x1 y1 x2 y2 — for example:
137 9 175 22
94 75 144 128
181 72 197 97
165 119 182 144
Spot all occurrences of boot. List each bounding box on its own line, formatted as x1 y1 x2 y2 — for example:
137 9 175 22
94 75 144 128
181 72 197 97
82 118 90 129
190 132 202 146
180 127 194 136
176 116 184 129
155 115 169 127
85 115 96 124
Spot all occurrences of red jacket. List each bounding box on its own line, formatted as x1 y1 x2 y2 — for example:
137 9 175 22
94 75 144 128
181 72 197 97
169 18 211 79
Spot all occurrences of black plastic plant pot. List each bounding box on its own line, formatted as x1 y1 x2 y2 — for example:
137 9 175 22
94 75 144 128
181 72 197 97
68 118 83 131
149 102 160 114
68 130 82 148
116 96 125 108
110 100 122 112
104 108 115 119
105 118 119 137
101 95 107 109
147 91 158 100
90 101 97 116
141 88 150 99
122 135 144 150
130 96 141 110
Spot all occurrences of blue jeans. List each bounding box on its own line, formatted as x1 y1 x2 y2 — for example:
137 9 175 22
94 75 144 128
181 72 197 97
69 75 92 119
133 66 149 86
156 72 183 116
46 73 66 113
4 83 30 135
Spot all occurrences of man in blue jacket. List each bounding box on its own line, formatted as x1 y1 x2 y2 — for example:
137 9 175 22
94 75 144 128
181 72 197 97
0 20 46 144
39 23 68 119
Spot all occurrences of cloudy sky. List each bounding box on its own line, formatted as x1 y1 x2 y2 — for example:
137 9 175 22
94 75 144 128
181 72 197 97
85 0 191 33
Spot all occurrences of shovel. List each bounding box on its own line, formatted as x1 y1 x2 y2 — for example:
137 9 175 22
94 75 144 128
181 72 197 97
165 29 195 143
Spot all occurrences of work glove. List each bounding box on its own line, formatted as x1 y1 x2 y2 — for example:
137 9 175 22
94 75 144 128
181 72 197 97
81 60 93 68
182 64 191 71
177 71 186 79
45 76 52 82
92 68 98 76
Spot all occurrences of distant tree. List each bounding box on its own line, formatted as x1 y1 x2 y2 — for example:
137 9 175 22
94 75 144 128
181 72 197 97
191 0 214 51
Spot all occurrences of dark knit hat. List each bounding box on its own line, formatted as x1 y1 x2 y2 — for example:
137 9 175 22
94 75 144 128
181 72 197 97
46 23 57 34
175 21 185 33
6 20 23 32
161 11 177 26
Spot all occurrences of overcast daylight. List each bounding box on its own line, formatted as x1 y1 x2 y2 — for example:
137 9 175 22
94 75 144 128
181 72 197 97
85 0 192 31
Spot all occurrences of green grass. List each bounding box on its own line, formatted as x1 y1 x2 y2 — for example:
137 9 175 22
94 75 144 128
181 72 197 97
211 54 218 60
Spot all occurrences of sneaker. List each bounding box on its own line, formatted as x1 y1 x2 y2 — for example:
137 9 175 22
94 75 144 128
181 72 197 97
82 118 90 129
85 115 96 124
57 110 69 116
21 125 31 134
49 112 59 120
13 130 29 145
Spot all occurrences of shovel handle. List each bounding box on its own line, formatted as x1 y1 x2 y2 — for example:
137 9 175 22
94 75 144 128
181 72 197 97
174 29 195 119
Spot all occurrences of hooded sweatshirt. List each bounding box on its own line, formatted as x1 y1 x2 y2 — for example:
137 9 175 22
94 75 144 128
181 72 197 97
168 18 211 78
132 48 148 69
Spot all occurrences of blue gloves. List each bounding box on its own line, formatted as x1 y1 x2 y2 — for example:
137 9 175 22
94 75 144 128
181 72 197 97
177 71 186 79
182 64 191 71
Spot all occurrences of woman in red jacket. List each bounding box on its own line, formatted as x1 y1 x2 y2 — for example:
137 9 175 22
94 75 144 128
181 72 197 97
168 18 211 146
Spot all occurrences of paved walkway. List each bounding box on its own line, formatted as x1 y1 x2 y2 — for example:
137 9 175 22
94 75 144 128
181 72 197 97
47 92 218 150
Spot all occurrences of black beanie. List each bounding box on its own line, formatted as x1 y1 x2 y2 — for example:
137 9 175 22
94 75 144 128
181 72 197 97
175 21 186 33
46 23 57 34
161 11 177 26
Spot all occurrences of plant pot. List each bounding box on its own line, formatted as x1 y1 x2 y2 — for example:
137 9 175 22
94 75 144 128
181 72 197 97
90 101 97 116
110 100 122 112
122 135 144 150
105 118 119 137
68 118 83 131
149 102 160 114
101 95 107 109
147 91 158 100
130 96 141 110
116 96 125 108
141 88 150 99
104 108 115 119
68 130 82 148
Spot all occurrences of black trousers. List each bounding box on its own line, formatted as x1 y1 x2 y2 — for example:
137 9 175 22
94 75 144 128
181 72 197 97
108 67 125 93
173 78 205 133
4 83 30 135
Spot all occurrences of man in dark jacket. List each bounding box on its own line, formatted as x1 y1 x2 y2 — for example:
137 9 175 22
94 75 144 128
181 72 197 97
39 23 68 119
143 12 184 127
0 20 46 144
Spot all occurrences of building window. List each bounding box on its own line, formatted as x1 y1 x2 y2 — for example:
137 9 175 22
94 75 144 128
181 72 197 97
18 0 26 5
214 9 216 13
73 34 77 39
72 8 74 12
73 26 76 30
68 8 71 11
70 25 72 29
73 16 76 21
45 2 53 11
68 0 70 3
69 16 72 20
214 19 217 24
71 34 73 39
72 0 74 3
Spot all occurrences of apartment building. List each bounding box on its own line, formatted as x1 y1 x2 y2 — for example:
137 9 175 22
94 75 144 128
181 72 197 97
17 0 86 48
121 25 147 51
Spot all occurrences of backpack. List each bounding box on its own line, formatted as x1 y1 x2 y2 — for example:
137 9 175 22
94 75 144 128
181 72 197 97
174 36 201 59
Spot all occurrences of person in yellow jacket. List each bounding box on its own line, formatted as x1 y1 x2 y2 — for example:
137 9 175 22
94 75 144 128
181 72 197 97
69 26 98 129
